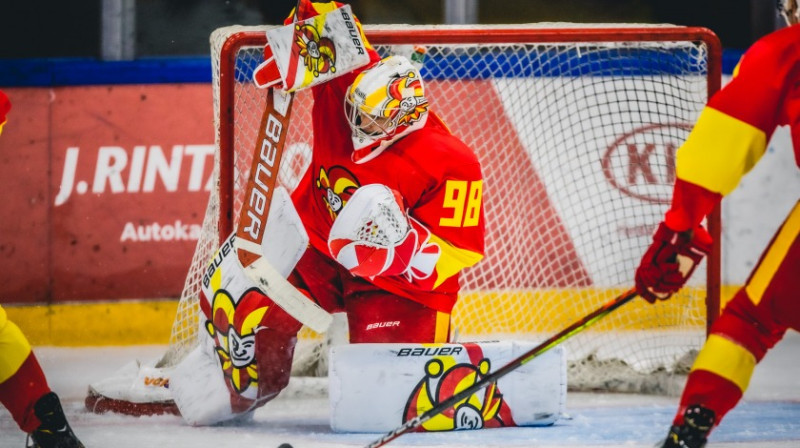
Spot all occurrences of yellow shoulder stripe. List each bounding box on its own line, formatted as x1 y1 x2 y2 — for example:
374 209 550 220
676 107 767 196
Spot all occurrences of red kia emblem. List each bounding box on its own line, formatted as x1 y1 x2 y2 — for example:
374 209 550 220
601 123 692 204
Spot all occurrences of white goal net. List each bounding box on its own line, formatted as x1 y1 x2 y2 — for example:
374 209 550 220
161 23 722 395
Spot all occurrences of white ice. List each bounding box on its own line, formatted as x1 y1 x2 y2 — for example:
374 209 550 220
1 332 798 448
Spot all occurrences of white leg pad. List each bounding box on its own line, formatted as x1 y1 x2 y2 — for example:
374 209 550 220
170 340 235 426
329 341 566 432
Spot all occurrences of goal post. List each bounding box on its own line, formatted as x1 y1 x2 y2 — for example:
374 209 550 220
165 23 722 394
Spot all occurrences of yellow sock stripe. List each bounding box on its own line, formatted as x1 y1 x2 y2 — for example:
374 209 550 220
691 334 756 393
4 286 716 346
745 201 800 305
0 307 33 383
435 311 450 343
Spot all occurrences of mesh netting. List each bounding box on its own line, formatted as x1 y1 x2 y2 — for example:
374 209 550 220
161 24 718 394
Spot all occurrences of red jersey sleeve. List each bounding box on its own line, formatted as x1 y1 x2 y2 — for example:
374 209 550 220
666 25 800 231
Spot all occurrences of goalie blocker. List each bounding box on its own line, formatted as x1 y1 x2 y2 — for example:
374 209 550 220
329 341 565 432
253 3 371 91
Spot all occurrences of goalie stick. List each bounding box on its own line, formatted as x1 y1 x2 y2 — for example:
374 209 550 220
234 85 332 334
364 288 639 448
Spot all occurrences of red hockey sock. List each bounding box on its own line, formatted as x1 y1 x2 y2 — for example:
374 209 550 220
0 353 50 432
672 287 787 429
674 369 743 428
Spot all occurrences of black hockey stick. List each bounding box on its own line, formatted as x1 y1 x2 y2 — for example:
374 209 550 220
364 287 639 448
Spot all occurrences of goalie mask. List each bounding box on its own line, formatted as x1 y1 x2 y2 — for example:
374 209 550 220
780 0 800 25
344 55 429 164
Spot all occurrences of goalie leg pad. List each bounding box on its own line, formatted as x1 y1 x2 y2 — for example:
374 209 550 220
170 343 233 426
329 341 566 432
175 288 303 425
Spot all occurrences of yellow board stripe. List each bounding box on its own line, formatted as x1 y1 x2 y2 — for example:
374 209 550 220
745 201 800 305
691 334 756 392
4 285 732 346
453 286 710 334
5 300 177 346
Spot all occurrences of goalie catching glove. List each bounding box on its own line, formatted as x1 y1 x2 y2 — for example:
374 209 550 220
635 222 712 303
328 184 440 279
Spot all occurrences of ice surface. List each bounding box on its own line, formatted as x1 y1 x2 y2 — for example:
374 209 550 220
1 333 798 447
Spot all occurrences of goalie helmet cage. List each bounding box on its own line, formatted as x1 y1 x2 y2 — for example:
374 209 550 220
162 24 722 394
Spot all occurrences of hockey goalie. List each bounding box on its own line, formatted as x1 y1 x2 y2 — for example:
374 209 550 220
87 0 566 432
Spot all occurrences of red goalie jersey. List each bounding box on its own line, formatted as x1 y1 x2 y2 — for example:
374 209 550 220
288 3 485 314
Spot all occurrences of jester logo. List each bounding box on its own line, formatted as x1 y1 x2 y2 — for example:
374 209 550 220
403 357 516 431
315 165 361 220
295 23 337 77
386 71 428 127
205 288 271 399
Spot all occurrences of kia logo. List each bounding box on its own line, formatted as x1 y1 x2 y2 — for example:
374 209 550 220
601 123 692 204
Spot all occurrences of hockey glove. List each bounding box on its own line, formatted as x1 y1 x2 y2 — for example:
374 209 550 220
328 184 439 279
635 222 712 303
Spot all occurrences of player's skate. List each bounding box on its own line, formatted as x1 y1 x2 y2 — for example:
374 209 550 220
658 405 715 448
27 392 85 448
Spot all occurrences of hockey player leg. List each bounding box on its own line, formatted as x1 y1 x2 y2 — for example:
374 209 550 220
660 291 783 448
0 306 50 432
0 307 84 447
660 203 799 447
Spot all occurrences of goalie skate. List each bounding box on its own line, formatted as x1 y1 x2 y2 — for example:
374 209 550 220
85 360 178 416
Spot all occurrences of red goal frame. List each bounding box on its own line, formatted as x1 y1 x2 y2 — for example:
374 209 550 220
215 26 723 332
